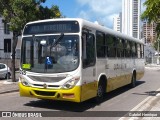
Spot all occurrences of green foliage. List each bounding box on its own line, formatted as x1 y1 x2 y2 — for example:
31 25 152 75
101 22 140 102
141 0 160 51
38 5 61 20
141 0 160 23
0 0 61 32
154 40 158 50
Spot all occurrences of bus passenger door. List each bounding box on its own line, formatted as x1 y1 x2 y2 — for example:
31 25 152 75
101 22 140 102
81 31 97 101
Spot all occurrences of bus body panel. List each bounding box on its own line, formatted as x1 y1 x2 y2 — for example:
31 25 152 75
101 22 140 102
19 82 81 102
80 81 98 102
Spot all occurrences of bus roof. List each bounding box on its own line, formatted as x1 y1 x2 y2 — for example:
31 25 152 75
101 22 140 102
25 18 144 44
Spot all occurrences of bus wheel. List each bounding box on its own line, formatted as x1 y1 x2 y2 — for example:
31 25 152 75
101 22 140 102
96 82 105 103
130 73 136 88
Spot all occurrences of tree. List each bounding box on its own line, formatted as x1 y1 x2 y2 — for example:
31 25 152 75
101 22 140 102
141 0 160 23
141 0 160 50
0 0 61 82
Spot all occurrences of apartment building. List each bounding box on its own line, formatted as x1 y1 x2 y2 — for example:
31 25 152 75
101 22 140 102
113 15 121 32
122 0 141 39
142 21 157 43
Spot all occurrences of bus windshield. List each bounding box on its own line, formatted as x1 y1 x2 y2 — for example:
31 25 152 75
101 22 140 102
21 35 79 73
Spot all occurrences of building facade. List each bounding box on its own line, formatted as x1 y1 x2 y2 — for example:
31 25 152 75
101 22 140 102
0 15 21 68
0 15 12 59
113 14 121 32
142 21 157 43
122 0 141 39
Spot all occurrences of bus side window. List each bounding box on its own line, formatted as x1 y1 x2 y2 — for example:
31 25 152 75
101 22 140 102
135 43 138 58
82 34 87 60
137 44 141 58
96 31 105 58
140 44 144 58
125 41 131 58
121 39 125 58
106 34 116 57
82 32 96 68
132 42 137 58
116 37 123 58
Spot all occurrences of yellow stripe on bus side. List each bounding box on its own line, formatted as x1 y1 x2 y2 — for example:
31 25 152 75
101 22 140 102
80 71 144 102
80 81 98 102
107 71 144 92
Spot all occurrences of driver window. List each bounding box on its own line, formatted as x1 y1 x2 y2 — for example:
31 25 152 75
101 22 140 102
82 32 96 68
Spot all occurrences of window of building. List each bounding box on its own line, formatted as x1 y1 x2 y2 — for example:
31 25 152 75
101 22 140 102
4 22 10 34
133 32 138 38
4 39 11 53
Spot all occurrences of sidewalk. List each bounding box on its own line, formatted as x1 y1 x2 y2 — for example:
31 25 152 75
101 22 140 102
0 79 19 94
145 64 160 69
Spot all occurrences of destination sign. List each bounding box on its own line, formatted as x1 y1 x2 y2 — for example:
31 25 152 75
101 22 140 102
23 21 79 35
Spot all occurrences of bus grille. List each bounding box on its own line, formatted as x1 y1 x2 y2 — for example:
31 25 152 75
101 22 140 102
28 75 66 83
34 90 56 96
33 84 59 88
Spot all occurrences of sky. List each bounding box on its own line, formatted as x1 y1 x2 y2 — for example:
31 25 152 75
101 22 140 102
42 0 146 28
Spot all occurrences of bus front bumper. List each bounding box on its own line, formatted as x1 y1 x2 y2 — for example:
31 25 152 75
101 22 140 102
19 82 81 102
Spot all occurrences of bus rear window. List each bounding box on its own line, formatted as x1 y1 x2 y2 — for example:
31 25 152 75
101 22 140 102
23 21 79 35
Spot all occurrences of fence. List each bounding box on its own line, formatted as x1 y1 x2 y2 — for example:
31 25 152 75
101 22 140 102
145 56 160 64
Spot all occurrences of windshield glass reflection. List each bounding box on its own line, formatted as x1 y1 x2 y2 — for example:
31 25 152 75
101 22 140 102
21 35 79 73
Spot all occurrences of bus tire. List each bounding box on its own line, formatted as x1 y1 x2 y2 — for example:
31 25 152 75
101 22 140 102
95 80 105 103
130 73 136 88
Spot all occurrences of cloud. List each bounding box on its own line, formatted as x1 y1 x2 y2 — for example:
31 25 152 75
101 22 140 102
77 0 121 15
76 0 145 28
76 0 122 28
78 11 91 20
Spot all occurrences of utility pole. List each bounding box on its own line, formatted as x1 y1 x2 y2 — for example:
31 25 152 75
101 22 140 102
7 44 8 80
157 35 160 65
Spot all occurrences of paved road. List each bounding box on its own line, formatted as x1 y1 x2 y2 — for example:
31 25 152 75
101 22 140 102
0 68 160 120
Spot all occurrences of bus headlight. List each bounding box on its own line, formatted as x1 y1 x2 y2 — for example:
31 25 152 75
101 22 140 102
62 76 80 89
19 77 31 87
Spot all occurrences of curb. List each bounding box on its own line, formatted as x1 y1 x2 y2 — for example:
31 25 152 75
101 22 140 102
0 80 19 94
0 89 19 94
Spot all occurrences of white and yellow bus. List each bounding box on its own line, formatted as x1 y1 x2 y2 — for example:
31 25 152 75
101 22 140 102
19 18 144 102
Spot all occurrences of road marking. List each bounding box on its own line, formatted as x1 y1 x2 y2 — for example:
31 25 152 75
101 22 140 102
119 88 160 120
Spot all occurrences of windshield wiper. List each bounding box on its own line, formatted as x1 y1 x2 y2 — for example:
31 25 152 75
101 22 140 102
51 33 64 48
